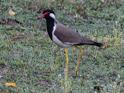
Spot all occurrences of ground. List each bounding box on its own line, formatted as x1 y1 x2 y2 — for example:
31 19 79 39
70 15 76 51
0 0 124 93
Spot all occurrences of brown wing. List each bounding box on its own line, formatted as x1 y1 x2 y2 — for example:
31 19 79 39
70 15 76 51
54 23 82 44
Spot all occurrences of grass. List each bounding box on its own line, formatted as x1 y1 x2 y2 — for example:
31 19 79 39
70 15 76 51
0 0 124 93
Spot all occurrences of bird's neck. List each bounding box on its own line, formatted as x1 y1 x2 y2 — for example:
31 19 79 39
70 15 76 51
46 18 56 40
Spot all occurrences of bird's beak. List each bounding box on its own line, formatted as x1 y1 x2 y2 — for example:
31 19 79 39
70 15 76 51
37 12 49 19
37 14 44 19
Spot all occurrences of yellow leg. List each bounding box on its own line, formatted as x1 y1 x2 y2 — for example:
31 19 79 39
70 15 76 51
64 48 69 80
75 47 83 76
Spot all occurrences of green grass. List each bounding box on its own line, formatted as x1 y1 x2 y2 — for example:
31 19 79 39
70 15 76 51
0 0 124 93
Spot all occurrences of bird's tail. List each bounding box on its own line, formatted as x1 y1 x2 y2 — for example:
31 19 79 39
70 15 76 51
79 37 103 47
91 41 103 47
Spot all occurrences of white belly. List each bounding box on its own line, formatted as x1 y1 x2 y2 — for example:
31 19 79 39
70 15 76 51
52 34 71 48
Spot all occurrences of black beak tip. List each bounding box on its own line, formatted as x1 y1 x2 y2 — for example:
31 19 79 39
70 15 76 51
37 15 44 20
37 17 40 20
37 16 42 20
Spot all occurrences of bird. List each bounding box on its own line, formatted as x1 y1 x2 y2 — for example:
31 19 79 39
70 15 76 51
37 9 103 80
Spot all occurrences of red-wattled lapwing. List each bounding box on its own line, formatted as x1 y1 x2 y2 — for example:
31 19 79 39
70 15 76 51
37 9 103 80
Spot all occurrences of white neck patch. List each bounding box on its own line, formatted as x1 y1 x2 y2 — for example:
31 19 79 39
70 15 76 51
49 13 55 19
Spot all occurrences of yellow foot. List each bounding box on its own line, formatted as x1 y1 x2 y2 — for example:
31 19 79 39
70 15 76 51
64 78 72 93
75 66 79 76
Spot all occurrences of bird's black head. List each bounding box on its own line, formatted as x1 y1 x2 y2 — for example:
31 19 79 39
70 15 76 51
38 9 55 19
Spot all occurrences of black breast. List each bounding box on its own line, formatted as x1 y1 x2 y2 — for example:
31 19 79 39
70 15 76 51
46 18 55 40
